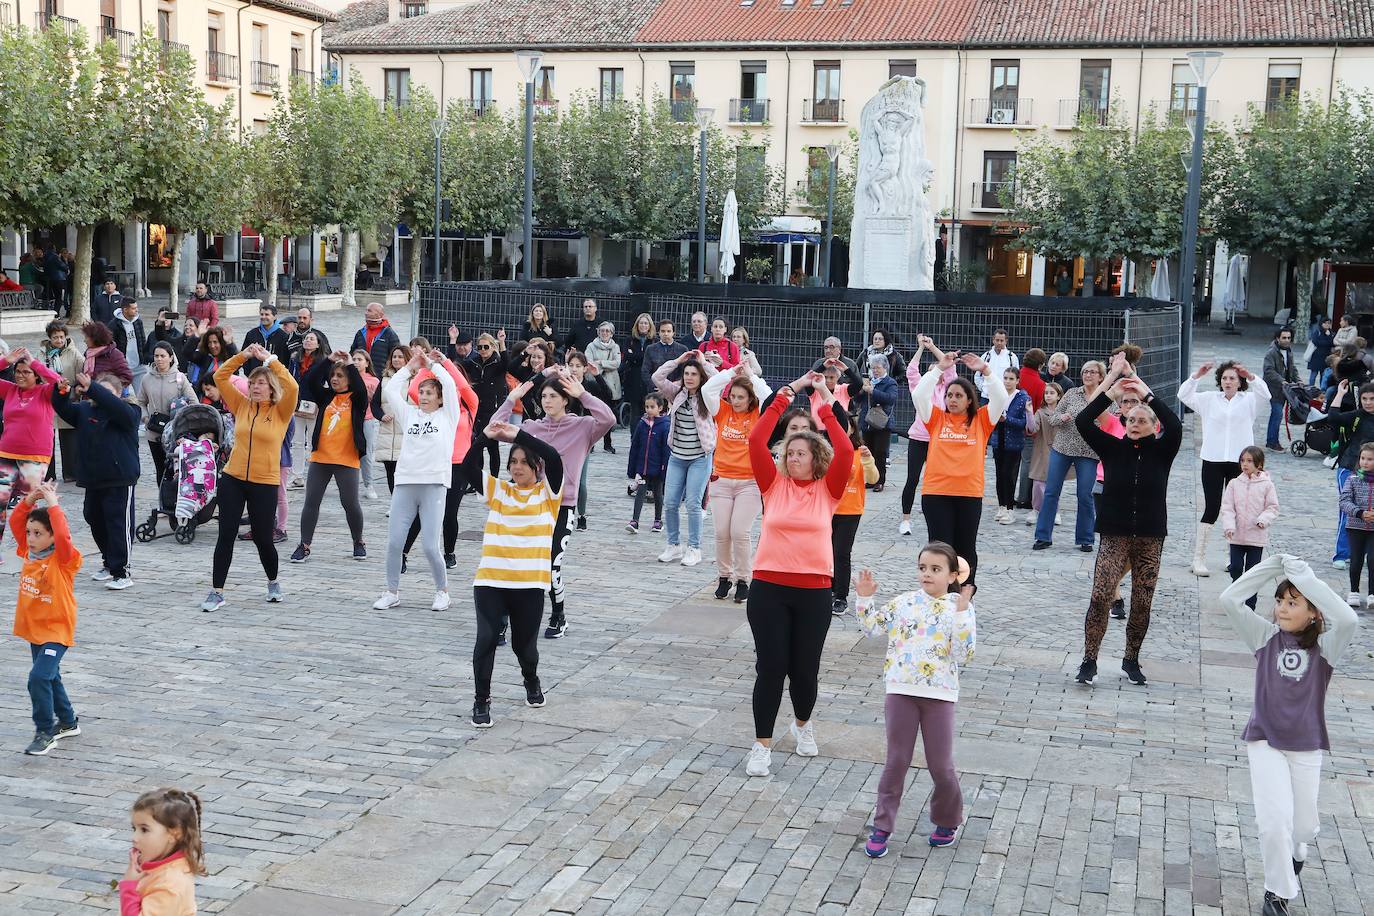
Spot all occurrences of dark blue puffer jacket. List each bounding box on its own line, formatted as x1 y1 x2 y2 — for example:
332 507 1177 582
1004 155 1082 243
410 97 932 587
51 382 142 488
990 389 1030 452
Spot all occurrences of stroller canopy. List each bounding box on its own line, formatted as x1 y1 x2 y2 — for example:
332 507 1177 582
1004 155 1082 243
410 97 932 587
165 402 229 451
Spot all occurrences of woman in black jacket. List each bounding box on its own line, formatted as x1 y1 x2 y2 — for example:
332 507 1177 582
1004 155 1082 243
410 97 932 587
506 339 551 420
621 313 654 429
289 351 369 564
1073 352 1182 688
465 332 509 479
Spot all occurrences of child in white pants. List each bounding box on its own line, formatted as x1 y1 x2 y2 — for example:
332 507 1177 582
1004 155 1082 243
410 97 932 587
1219 554 1359 915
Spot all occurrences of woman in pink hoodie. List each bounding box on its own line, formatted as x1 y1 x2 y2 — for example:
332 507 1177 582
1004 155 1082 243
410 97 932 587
1219 445 1280 609
0 346 63 524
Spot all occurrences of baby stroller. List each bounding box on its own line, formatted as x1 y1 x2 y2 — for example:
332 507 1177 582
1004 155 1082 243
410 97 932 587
135 399 232 545
1282 382 1330 457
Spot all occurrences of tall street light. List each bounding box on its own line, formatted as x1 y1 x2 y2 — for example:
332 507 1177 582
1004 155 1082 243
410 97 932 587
695 105 714 283
412 115 446 337
822 142 840 286
515 49 543 282
1177 49 1221 381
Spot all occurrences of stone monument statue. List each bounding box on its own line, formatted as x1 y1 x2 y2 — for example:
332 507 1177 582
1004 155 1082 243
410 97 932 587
848 76 936 291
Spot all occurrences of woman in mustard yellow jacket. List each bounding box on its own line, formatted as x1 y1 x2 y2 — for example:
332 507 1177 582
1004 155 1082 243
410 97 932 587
203 343 298 612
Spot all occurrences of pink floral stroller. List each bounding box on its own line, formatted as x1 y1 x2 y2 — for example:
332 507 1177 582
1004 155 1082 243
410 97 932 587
135 399 233 545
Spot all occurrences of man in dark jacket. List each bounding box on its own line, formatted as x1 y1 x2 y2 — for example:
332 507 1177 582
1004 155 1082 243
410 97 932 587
242 304 291 372
41 246 68 314
350 301 401 374
563 298 601 354
107 299 148 393
92 279 123 324
641 319 688 388
1261 326 1298 450
52 373 142 588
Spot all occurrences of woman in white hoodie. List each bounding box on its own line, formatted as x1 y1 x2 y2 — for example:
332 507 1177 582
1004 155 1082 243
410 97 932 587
138 341 196 482
374 349 460 612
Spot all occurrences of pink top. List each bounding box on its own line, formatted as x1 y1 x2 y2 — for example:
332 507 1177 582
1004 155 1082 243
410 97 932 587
407 358 479 463
906 362 957 441
361 374 380 420
1096 413 1125 483
0 358 62 461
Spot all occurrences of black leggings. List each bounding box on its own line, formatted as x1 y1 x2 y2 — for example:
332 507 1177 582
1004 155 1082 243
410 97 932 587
405 463 466 556
473 585 542 699
746 579 832 740
921 494 982 587
214 474 279 589
299 462 364 546
1229 544 1264 609
900 439 929 515
549 506 572 622
831 514 861 602
992 444 1020 509
1348 528 1374 593
149 440 168 483
1200 460 1241 525
633 476 664 524
862 428 891 487
383 460 396 493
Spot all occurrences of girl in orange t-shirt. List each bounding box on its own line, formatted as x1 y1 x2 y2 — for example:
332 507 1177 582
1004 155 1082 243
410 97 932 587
703 364 773 604
912 336 1010 589
290 352 370 564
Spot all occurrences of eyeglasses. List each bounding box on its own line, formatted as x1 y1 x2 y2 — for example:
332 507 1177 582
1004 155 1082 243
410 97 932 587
477 344 492 351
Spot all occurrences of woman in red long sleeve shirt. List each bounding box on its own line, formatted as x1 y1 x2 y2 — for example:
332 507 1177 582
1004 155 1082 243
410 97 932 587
743 370 854 779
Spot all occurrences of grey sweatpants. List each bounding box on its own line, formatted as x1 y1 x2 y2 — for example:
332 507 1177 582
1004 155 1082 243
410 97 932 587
299 463 364 546
386 483 447 592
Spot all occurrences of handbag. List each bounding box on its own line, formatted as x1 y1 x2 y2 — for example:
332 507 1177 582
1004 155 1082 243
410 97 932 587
147 412 171 435
293 399 318 421
865 404 889 430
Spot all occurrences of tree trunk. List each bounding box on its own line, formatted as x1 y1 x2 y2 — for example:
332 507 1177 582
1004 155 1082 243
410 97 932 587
340 229 357 308
265 234 282 311
69 225 95 323
409 234 422 305
1293 255 1315 334
168 230 182 314
1134 257 1153 298
1082 257 1095 298
587 234 604 278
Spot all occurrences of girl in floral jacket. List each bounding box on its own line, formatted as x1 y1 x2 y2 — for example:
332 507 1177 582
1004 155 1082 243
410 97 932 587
855 541 975 859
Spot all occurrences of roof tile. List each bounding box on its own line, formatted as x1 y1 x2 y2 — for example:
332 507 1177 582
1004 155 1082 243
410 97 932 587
325 0 658 50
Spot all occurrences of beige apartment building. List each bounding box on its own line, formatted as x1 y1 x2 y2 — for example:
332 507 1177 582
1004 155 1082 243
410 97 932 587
1 0 334 296
325 0 1374 316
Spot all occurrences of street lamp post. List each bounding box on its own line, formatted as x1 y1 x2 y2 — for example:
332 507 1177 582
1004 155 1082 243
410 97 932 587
822 142 840 287
694 106 714 283
1177 49 1222 381
413 116 446 338
515 50 543 282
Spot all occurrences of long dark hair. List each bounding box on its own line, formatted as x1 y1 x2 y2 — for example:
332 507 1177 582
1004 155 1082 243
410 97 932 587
198 326 229 357
1274 580 1322 650
945 376 979 428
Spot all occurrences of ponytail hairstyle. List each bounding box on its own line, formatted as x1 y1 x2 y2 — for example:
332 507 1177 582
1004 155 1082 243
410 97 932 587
918 540 962 594
132 787 207 875
946 376 980 428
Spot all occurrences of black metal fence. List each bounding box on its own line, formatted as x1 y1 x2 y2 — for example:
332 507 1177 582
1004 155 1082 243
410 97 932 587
418 278 1181 426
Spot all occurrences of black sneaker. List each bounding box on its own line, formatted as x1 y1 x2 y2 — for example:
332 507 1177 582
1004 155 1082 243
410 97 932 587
290 544 310 563
1078 544 1093 553
1075 658 1097 684
52 721 80 740
831 597 847 617
545 617 567 639
401 554 408 574
1121 659 1147 685
525 679 546 708
605 445 617 454
273 530 288 544
1110 598 1126 619
444 552 457 570
576 516 588 531
1033 540 1052 551
353 542 367 560
471 699 493 728
23 731 55 756
714 577 732 600
1293 858 1304 876
496 626 507 647
734 580 750 604
1262 891 1289 916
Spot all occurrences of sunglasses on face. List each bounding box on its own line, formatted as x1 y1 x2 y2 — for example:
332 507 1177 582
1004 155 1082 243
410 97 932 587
477 344 492 351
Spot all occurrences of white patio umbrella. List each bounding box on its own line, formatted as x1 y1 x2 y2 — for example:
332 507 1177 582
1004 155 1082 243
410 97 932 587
1150 258 1171 300
719 189 740 283
1223 253 1247 313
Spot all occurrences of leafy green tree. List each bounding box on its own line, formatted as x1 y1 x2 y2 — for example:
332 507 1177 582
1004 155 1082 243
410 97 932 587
391 87 441 289
797 131 857 243
243 105 309 311
440 103 522 274
1212 90 1374 330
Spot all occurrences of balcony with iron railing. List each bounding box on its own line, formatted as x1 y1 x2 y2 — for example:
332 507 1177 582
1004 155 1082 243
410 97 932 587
729 98 770 124
457 98 497 117
1056 98 1109 128
1156 98 1218 123
251 60 279 93
0 3 12 26
802 98 844 123
207 50 238 84
967 98 1033 127
971 180 1015 211
159 37 189 62
34 11 79 35
669 98 697 122
533 98 558 117
103 24 135 62
291 68 313 87
595 97 626 111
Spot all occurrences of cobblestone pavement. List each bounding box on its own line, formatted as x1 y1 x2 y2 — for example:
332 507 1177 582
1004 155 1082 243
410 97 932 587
2 308 1373 916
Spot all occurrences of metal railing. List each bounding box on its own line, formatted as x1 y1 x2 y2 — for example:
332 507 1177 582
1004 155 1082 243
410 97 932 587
729 98 769 123
103 24 135 61
669 98 696 122
0 3 12 26
457 98 497 117
1156 98 1218 123
251 60 279 92
596 97 626 111
967 98 1032 125
1057 98 1109 126
207 50 238 83
802 98 844 122
291 67 313 87
159 37 189 58
34 11 79 35
533 98 558 117
971 180 1015 210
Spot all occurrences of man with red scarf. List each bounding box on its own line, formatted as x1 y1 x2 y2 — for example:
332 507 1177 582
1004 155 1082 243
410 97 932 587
350 302 401 375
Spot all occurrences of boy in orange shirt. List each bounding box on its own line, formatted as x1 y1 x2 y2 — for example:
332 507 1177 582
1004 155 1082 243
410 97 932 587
12 481 82 756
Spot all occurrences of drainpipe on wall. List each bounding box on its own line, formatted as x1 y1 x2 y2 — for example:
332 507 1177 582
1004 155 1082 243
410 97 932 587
309 19 323 87
1133 43 1144 137
638 50 645 106
950 48 963 266
1328 44 1338 106
782 49 792 235
236 0 255 139
435 52 446 109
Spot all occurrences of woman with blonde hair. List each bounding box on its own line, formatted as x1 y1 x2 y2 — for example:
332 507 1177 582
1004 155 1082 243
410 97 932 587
521 302 554 343
623 312 655 431
731 326 763 375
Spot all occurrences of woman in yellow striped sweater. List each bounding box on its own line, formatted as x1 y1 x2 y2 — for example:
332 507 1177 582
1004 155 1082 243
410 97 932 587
464 420 564 728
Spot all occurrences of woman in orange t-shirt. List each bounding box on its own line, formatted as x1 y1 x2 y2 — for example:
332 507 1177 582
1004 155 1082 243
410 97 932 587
703 364 773 604
912 336 1010 589
290 351 370 564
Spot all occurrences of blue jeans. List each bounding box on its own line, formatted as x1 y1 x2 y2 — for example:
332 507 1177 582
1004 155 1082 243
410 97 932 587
1335 467 1352 562
1266 401 1284 447
1034 450 1098 546
28 642 75 735
664 453 711 548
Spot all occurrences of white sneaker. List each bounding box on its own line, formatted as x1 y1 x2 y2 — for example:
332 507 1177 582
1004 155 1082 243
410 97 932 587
1026 511 1037 527
681 547 702 567
105 577 132 590
91 567 113 582
1333 559 1349 570
373 591 401 610
658 544 685 563
998 509 1014 526
790 720 818 757
431 590 451 611
899 519 912 536
1055 513 1062 526
1366 594 1374 609
364 487 379 500
745 742 771 777
1348 592 1361 608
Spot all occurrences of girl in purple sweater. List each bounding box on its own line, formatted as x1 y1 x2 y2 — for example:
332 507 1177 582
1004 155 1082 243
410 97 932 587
1219 554 1359 916
0 347 63 519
